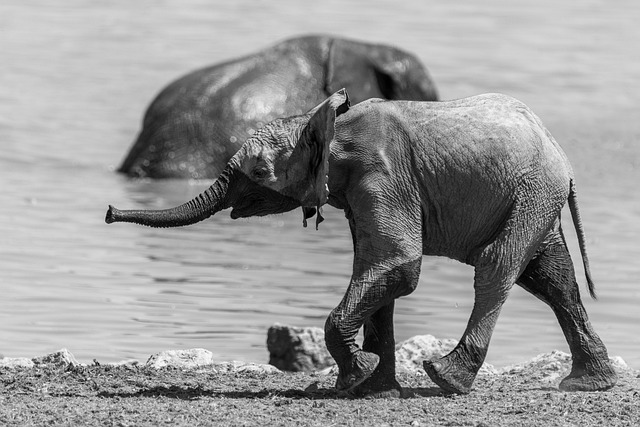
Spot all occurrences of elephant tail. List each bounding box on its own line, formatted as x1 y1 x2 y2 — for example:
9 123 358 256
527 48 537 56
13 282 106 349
567 179 597 299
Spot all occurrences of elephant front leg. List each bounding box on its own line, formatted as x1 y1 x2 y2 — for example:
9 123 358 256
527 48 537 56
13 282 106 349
327 187 422 395
325 259 421 394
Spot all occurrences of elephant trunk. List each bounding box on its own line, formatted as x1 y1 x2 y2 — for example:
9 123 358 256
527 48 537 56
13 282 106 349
106 166 233 228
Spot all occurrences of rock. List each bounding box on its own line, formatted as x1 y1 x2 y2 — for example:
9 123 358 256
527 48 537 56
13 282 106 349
318 365 338 375
500 350 631 383
395 335 458 373
32 349 80 368
215 361 281 374
501 350 571 383
267 324 335 372
146 349 214 369
609 355 629 371
105 359 140 367
265 327 503 375
234 362 281 375
0 357 35 369
394 334 502 375
507 349 571 372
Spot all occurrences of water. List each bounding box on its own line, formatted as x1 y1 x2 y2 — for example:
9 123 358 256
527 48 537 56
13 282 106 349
1 0 639 368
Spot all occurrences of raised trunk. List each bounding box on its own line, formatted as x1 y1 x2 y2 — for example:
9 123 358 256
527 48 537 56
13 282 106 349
105 166 233 228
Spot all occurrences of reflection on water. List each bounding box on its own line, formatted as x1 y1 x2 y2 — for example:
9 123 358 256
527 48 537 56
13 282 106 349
1 0 639 368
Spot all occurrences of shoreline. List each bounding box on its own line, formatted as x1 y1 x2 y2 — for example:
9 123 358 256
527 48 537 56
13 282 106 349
0 330 633 374
0 343 633 381
1 348 637 427
0 350 634 371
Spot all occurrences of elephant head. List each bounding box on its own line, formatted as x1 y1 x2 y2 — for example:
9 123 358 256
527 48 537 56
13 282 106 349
325 38 438 102
106 89 351 228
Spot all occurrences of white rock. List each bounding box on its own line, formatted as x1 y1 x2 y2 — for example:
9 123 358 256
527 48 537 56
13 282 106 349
609 355 629 371
0 357 35 369
395 335 498 375
395 334 457 373
501 350 630 375
236 363 281 374
318 365 338 375
216 361 281 374
146 348 214 369
32 349 80 367
106 359 140 367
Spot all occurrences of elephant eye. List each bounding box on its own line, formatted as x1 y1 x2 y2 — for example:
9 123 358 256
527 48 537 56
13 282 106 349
251 167 269 180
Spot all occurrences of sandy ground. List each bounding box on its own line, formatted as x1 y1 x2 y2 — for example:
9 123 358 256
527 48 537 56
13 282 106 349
1 349 638 426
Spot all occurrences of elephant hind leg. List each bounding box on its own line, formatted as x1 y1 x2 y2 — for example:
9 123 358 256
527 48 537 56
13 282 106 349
424 257 520 394
425 188 561 394
351 301 403 398
517 225 617 391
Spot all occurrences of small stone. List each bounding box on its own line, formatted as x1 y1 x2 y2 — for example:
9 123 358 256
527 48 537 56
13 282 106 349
609 356 628 371
214 361 281 374
304 381 319 392
236 362 281 374
32 349 80 368
146 349 214 369
501 350 571 374
106 359 140 367
395 335 457 373
0 357 35 369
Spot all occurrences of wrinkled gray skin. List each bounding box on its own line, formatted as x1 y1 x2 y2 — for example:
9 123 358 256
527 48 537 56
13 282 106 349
106 90 617 397
119 35 439 179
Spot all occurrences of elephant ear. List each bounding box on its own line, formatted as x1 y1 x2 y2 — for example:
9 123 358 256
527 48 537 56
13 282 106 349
371 50 439 101
325 39 405 101
325 39 372 100
299 88 350 229
372 61 405 100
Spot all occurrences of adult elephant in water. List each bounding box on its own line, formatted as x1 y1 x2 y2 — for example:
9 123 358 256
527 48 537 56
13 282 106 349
118 35 439 179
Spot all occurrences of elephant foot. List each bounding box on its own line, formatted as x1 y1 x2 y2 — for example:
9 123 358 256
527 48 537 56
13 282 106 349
559 360 617 391
351 372 403 398
423 357 477 394
335 351 380 392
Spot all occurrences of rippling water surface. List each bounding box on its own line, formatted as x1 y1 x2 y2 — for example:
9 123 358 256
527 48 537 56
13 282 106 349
1 0 639 367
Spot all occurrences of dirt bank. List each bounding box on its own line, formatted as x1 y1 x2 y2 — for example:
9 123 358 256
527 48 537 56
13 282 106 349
1 349 637 426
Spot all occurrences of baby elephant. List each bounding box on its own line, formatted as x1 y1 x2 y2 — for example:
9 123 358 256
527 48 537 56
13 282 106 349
106 89 617 396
